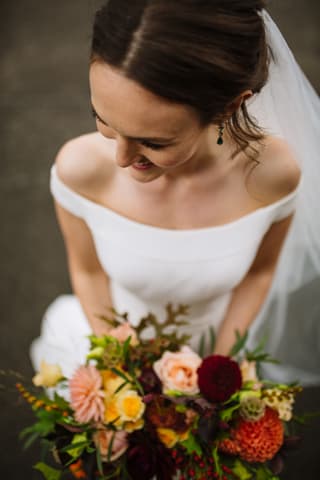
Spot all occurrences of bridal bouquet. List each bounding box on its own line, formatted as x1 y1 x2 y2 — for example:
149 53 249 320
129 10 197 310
18 305 302 480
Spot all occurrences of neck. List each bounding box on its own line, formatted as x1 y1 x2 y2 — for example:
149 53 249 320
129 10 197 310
163 125 238 182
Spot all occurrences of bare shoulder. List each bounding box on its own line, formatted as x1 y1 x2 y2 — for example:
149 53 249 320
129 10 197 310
245 136 302 205
54 131 116 196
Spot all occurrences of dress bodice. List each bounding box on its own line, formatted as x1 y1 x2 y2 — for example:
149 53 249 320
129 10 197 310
50 164 301 346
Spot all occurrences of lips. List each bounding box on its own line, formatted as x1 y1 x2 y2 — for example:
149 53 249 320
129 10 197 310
132 158 154 170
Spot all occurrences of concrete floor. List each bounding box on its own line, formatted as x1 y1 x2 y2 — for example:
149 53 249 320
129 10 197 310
1 1 319 478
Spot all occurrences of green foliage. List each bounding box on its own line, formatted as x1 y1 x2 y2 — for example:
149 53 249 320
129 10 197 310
53 392 70 411
220 402 240 422
209 326 216 353
20 408 62 450
181 432 202 456
254 464 280 480
65 433 89 459
228 330 249 357
232 460 252 480
245 336 279 365
198 333 206 358
212 446 223 478
33 462 62 480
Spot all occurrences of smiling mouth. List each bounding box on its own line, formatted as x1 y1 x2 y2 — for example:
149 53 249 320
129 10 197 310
132 158 155 170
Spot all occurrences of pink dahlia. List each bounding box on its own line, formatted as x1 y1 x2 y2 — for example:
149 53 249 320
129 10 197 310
197 354 242 403
69 365 105 423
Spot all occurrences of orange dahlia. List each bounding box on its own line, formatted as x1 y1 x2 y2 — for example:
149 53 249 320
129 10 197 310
70 365 105 424
219 407 284 463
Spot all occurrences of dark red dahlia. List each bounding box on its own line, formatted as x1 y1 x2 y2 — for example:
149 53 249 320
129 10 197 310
197 354 242 403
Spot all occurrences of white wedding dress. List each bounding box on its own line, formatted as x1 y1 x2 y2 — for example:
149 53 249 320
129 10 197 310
30 11 320 386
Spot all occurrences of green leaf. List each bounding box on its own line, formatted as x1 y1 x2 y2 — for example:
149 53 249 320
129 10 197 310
180 432 202 456
228 330 248 357
209 326 216 353
96 444 104 474
87 346 105 360
68 433 88 458
53 392 70 410
198 333 205 358
255 465 279 480
122 336 131 360
107 431 116 462
60 439 89 455
232 460 252 480
110 367 131 385
212 446 223 478
114 380 130 395
176 404 187 413
19 425 37 440
23 431 40 450
220 403 240 422
33 462 62 480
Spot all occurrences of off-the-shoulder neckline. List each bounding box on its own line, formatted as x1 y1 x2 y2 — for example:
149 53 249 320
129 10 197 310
51 164 302 235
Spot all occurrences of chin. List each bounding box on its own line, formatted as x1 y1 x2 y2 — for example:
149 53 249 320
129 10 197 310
129 167 164 183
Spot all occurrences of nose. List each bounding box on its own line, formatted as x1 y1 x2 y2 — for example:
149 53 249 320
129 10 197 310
115 136 138 168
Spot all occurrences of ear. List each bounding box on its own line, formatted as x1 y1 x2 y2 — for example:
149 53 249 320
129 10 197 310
225 90 253 116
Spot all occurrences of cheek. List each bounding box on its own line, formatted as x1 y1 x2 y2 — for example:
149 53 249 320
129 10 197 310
155 142 198 168
97 123 117 139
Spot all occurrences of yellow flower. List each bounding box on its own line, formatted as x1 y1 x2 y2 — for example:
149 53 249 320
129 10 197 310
104 397 122 427
157 428 180 448
32 360 63 388
102 369 131 398
124 418 144 433
157 427 190 448
116 390 145 423
179 430 190 442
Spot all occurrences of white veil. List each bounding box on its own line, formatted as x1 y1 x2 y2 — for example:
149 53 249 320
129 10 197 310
246 11 320 385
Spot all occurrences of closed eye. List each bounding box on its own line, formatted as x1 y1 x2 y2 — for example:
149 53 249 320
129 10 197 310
139 141 168 150
91 107 170 151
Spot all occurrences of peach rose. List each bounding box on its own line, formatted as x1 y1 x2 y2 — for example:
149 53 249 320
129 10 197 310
108 322 138 346
93 428 128 462
153 346 202 395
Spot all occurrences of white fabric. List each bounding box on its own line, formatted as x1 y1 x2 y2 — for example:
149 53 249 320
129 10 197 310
30 10 320 386
245 11 320 385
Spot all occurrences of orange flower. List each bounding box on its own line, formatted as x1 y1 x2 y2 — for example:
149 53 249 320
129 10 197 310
219 407 284 463
69 458 87 478
69 365 105 424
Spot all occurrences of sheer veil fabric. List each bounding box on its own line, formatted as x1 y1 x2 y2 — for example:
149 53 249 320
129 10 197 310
246 11 320 384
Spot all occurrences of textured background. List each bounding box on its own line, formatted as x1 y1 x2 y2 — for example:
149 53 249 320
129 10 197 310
1 1 319 478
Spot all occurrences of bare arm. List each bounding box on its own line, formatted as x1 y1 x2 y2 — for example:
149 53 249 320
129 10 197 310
54 200 113 336
214 212 294 356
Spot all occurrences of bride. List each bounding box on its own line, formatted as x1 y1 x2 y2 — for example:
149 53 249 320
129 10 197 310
30 0 320 385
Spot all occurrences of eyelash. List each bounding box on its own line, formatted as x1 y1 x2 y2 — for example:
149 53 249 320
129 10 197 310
91 108 168 151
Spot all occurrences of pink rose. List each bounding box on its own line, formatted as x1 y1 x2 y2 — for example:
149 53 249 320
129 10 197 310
93 428 128 462
153 346 202 395
109 322 138 346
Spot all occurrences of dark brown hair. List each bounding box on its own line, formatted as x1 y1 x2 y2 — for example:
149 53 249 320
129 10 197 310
90 0 271 159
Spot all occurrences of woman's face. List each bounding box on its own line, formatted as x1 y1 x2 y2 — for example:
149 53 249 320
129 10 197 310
89 61 215 183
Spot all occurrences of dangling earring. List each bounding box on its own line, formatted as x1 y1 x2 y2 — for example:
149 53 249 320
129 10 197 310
217 123 225 145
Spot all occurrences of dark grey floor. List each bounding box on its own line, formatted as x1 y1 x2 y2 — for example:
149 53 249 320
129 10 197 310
1 1 319 479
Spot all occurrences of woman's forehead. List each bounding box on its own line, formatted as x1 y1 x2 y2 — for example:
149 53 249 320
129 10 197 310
89 62 199 138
